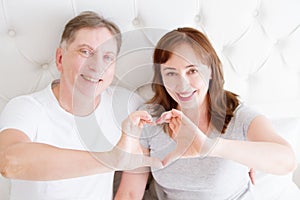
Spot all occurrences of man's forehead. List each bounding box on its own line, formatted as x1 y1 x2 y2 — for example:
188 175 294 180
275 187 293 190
71 27 117 49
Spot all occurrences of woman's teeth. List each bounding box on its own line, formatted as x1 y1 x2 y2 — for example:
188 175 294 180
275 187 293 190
179 92 193 98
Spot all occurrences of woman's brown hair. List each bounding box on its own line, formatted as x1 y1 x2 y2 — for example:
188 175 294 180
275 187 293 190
148 27 239 134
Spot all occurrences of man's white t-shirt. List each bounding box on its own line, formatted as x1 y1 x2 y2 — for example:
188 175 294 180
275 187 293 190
0 81 144 200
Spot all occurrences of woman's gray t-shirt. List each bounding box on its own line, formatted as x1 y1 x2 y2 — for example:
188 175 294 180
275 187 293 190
140 104 261 200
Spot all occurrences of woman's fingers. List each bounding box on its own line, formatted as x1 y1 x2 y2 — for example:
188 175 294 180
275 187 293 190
171 108 182 117
156 109 182 124
169 116 181 136
249 168 256 185
155 111 172 124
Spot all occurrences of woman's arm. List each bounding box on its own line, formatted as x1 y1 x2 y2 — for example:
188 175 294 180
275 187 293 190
210 115 297 175
158 110 297 175
115 145 151 200
114 171 150 200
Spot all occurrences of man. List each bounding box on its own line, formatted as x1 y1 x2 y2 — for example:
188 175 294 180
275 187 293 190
0 11 160 200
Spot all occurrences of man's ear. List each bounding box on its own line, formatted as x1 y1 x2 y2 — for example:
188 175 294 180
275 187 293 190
56 47 63 72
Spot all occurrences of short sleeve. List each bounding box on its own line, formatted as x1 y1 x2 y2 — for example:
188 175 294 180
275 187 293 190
234 104 262 138
0 96 42 140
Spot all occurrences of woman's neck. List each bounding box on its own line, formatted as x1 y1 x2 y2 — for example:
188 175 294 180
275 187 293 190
179 98 210 134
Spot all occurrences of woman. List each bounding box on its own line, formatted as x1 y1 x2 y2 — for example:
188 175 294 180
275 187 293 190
115 27 297 200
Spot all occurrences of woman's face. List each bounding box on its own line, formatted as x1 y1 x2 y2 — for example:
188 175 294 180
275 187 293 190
160 43 211 109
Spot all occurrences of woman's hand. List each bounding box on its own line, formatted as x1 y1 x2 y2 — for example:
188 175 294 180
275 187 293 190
97 111 162 171
156 109 209 166
249 168 256 185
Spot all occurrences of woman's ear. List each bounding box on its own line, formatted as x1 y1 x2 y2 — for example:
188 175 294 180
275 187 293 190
56 47 63 72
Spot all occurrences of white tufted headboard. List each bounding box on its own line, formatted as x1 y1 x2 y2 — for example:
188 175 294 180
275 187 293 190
0 0 300 199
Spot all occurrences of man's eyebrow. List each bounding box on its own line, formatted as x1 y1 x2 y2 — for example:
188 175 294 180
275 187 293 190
76 44 117 56
76 44 94 50
105 51 117 55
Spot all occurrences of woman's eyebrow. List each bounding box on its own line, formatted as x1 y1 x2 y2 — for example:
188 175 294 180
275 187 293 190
162 67 176 71
185 64 196 69
162 64 196 71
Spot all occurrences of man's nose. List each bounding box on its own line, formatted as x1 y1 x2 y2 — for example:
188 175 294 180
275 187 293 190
85 53 106 73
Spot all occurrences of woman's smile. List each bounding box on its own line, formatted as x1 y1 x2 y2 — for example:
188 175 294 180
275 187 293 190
176 90 197 102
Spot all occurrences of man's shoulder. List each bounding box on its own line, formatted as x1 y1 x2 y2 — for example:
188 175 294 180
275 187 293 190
6 83 51 109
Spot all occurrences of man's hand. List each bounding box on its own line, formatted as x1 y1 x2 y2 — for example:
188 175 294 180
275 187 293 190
96 111 162 171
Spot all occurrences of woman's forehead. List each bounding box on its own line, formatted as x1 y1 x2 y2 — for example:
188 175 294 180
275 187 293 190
166 43 207 65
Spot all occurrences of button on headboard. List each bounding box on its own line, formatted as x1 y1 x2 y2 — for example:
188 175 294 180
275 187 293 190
0 1 300 199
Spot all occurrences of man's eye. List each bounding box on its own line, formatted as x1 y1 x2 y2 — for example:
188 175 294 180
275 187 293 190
103 54 115 63
79 49 94 57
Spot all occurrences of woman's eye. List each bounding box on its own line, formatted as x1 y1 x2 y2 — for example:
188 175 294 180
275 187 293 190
188 68 198 74
166 72 177 76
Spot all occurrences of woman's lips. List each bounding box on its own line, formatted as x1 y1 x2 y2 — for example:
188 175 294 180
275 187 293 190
177 91 196 101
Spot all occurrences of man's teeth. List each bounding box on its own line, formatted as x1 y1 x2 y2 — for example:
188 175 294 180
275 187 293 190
81 74 100 83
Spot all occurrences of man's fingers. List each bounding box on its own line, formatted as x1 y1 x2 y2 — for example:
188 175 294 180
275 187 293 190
122 110 153 137
130 110 152 125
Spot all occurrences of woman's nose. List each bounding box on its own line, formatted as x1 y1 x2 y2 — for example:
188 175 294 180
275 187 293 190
175 75 190 91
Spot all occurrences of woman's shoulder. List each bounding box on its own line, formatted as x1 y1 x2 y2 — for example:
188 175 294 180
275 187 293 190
234 103 262 120
229 103 263 138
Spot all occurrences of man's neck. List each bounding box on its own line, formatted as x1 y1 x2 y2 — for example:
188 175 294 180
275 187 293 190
52 81 101 116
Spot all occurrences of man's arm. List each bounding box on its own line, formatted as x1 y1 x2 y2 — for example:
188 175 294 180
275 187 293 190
0 129 113 180
0 111 162 181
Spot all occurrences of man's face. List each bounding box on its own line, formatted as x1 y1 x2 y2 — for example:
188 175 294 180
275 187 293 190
56 27 118 100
